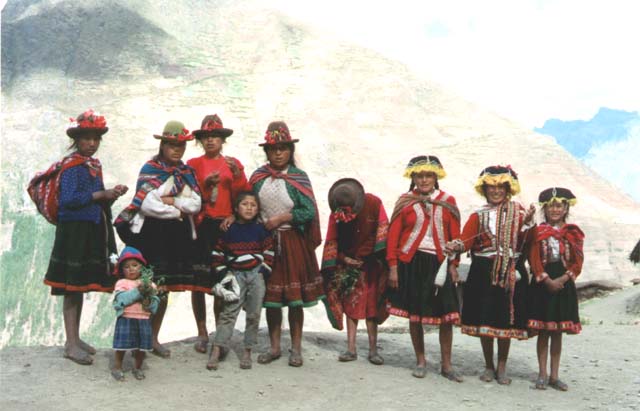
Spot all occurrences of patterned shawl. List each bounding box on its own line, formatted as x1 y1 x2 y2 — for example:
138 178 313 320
249 164 321 248
535 222 585 260
389 192 460 224
114 157 200 225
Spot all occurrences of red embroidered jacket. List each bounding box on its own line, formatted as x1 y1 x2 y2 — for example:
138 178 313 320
458 202 531 255
386 191 460 268
528 223 585 282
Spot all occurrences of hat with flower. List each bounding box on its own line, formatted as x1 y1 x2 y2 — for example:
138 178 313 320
403 155 446 179
113 246 147 276
474 165 521 196
193 114 233 139
153 120 194 142
538 187 577 207
66 109 109 138
328 178 365 223
259 121 299 146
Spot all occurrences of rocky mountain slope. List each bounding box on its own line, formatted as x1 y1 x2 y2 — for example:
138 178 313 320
2 0 639 348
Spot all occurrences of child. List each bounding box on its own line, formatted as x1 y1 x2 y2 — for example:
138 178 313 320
207 192 274 370
528 187 584 391
112 247 160 381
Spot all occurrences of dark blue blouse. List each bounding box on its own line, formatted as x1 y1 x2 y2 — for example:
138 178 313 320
58 165 105 224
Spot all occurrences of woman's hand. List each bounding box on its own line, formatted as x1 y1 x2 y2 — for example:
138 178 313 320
161 196 175 206
113 184 129 197
225 157 241 177
387 266 399 289
204 171 220 188
544 277 564 294
220 215 235 231
94 189 120 202
344 256 364 268
524 203 536 225
264 213 291 230
444 240 461 254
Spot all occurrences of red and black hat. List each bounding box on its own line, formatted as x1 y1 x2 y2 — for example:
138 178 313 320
538 187 577 206
66 109 108 138
328 178 365 223
193 114 233 139
259 121 299 146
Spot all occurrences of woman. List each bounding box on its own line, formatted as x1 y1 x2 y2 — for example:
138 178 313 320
187 114 250 354
42 109 128 365
386 156 463 380
114 120 201 358
445 165 535 385
321 178 389 365
249 121 324 367
528 187 584 391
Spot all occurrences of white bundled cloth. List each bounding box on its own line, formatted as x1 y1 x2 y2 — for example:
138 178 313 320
434 254 454 289
212 273 240 302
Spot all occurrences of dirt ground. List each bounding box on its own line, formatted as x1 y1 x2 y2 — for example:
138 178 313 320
1 287 639 411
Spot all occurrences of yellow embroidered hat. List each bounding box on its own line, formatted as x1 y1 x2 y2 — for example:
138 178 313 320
403 155 446 179
474 165 521 196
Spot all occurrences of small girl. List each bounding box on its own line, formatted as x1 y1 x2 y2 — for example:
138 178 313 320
528 187 585 391
207 192 274 370
112 247 160 381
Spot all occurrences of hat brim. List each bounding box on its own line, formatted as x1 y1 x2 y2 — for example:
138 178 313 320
328 178 365 215
153 134 195 142
66 127 109 138
193 128 234 139
259 139 299 146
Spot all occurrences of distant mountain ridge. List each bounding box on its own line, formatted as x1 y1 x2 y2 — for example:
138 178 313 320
535 107 640 158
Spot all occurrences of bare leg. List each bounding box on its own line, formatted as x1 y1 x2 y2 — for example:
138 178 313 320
289 306 304 354
207 345 221 370
439 323 453 372
537 331 550 380
113 350 125 371
409 322 426 367
151 296 170 357
549 332 562 381
479 337 495 381
365 319 378 354
63 293 91 364
345 316 358 353
134 350 145 369
266 307 283 355
496 338 512 384
191 291 209 352
74 296 96 354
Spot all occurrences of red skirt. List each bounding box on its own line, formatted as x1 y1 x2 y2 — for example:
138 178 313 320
263 229 324 308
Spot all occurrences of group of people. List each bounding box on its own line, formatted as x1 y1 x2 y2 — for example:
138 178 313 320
35 109 585 391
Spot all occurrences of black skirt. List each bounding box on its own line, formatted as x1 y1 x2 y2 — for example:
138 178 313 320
45 214 116 295
129 216 196 291
528 261 581 334
387 252 460 325
192 217 224 293
461 255 529 339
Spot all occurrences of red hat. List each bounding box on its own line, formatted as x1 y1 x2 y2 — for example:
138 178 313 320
193 114 233 139
113 246 147 276
66 109 108 138
259 121 299 146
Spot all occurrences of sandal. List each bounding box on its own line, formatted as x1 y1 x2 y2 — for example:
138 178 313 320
194 338 208 354
479 368 496 382
152 344 171 359
412 365 427 379
132 368 146 380
257 351 281 365
441 369 464 383
110 369 125 382
206 354 219 371
288 350 303 367
338 351 358 362
239 358 252 370
496 372 512 385
548 378 568 391
63 351 93 366
535 377 547 390
367 352 384 366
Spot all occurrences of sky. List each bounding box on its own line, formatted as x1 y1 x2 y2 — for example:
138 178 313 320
271 0 640 128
